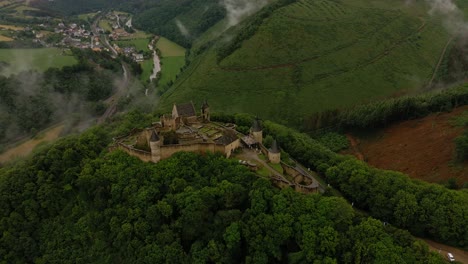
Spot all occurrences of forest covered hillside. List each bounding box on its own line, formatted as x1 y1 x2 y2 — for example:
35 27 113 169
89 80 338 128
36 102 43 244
0 115 454 263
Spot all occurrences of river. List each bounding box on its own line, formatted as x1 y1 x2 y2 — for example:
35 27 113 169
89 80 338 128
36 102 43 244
149 37 161 83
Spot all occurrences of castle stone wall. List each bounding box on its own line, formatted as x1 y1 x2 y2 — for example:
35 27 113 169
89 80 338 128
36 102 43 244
224 139 241 158
160 143 227 160
115 143 153 162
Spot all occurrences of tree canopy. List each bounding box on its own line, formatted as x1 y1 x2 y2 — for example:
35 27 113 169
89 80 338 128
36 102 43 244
0 124 446 263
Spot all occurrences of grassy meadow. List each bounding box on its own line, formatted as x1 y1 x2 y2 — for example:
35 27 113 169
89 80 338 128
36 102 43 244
160 0 451 124
156 37 185 86
139 59 153 82
0 48 77 75
78 12 98 21
116 38 150 52
98 19 113 32
157 37 185 57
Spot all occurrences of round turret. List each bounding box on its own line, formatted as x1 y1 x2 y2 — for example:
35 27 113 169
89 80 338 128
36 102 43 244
201 100 210 122
251 117 263 144
268 140 281 164
149 130 161 163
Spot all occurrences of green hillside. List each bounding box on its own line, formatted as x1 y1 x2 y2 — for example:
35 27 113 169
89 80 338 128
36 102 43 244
0 118 451 263
132 0 225 48
160 0 451 125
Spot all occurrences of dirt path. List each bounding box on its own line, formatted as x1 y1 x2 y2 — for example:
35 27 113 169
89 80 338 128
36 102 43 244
346 134 364 161
422 238 468 263
0 124 64 164
240 148 287 180
428 36 455 87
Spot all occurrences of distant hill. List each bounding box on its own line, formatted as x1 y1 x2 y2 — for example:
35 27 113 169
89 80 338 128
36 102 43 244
31 0 126 15
131 0 225 48
159 0 452 126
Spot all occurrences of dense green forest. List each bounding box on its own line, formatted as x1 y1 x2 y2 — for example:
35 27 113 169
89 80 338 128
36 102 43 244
260 121 468 247
301 83 468 131
130 0 226 48
0 49 118 148
0 123 446 263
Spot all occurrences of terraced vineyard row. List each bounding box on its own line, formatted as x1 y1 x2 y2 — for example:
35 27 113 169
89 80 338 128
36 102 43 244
161 0 451 123
280 0 350 20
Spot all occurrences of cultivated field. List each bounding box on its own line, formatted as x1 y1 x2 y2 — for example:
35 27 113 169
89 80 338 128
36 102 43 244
116 38 150 52
347 106 468 186
99 19 113 32
0 24 24 30
0 48 77 75
139 59 153 82
156 37 185 86
120 30 150 40
156 37 185 57
78 12 98 21
0 35 13 41
159 57 185 86
9 4 40 18
160 0 450 123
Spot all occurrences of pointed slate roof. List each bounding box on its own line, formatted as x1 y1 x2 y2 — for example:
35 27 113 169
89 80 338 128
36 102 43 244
150 130 160 142
215 129 238 145
269 140 280 154
175 102 196 117
251 117 262 132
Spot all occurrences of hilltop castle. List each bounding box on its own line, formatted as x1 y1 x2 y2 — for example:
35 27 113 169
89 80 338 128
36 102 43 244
112 101 280 164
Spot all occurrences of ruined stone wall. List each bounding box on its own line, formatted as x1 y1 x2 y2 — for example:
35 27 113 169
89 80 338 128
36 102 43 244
224 139 241 158
282 163 301 178
160 143 227 160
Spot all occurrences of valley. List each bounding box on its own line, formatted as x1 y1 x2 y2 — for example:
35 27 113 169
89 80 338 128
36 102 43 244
0 0 467 263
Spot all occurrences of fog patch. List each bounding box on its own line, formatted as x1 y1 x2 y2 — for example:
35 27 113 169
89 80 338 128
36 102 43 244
175 19 190 37
221 0 271 27
424 0 468 34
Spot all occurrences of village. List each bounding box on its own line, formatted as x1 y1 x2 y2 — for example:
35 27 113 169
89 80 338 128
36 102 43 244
0 10 148 63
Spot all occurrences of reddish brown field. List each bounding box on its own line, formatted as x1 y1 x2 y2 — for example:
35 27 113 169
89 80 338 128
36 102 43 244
348 106 468 186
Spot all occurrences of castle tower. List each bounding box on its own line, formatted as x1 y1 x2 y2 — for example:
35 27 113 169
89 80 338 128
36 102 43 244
251 117 263 144
201 100 210 122
149 130 161 163
268 140 281 164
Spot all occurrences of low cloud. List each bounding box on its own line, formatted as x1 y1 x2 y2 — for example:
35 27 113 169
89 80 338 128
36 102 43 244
424 0 467 34
221 0 271 27
175 19 190 37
